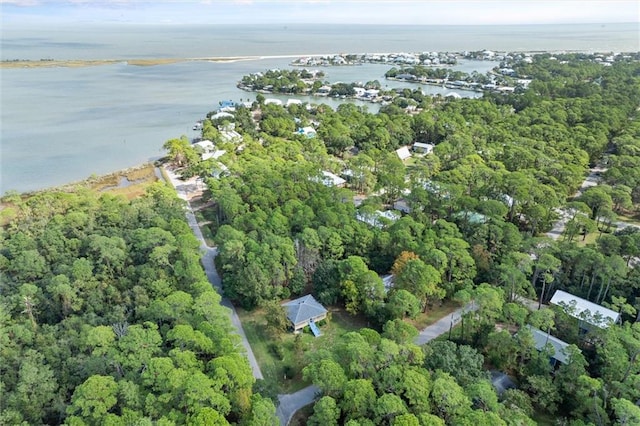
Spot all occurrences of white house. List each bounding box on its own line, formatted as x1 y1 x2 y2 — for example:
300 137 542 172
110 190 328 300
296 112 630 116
396 146 412 161
412 142 434 154
220 129 243 143
202 149 227 161
356 209 400 228
320 171 346 188
264 98 283 106
193 140 214 153
211 112 234 120
382 274 395 293
297 126 317 138
393 198 412 214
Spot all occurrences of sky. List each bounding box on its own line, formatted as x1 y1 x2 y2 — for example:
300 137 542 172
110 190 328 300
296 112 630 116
1 0 639 26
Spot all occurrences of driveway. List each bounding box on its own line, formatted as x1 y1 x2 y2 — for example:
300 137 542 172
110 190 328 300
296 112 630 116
163 166 263 380
414 302 478 345
547 165 607 240
276 385 319 426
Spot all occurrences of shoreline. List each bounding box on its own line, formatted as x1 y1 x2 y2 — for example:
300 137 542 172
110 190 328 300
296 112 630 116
0 54 339 69
1 48 625 69
0 162 158 199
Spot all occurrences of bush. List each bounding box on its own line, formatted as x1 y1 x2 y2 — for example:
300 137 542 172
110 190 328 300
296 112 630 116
269 343 285 360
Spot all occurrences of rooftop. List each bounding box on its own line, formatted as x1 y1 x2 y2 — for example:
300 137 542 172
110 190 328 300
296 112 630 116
549 290 620 329
282 294 327 326
525 325 574 364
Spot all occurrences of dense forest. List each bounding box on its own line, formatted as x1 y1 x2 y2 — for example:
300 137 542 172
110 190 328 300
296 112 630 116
0 185 277 425
3 52 640 425
173 53 640 424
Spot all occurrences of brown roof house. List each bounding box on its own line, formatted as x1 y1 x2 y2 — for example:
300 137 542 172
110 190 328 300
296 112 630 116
282 294 327 336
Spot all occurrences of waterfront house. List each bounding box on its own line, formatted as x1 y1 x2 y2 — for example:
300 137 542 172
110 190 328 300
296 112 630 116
211 112 234 120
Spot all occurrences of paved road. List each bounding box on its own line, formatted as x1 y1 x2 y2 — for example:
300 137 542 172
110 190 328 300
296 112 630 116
276 385 319 426
544 165 640 240
414 302 478 345
547 166 604 240
163 167 264 380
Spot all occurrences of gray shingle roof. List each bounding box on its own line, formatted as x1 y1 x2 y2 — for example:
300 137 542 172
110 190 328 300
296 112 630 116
282 294 327 325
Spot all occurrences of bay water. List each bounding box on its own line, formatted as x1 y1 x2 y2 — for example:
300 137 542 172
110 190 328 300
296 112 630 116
1 23 638 193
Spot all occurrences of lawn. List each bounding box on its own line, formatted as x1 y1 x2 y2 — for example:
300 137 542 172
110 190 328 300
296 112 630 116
237 305 370 394
575 231 600 247
615 212 640 224
238 299 463 394
407 300 460 330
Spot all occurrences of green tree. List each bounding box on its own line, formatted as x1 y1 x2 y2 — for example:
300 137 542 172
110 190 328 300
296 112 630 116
430 372 472 423
423 341 489 387
386 289 421 320
263 300 289 337
67 375 119 422
611 398 640 426
394 258 444 312
5 349 59 424
303 359 347 398
374 393 408 425
308 396 340 426
341 379 376 422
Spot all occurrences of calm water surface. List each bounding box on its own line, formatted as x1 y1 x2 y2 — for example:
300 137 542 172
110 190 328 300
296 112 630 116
1 23 638 193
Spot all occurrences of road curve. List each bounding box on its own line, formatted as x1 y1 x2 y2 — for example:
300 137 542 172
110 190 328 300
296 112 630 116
276 385 320 426
162 167 264 380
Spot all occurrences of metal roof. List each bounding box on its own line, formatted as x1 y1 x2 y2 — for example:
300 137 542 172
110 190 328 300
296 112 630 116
549 290 620 329
525 325 574 364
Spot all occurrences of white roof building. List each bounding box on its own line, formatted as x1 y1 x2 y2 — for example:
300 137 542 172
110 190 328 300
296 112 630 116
320 171 346 187
193 140 214 152
396 146 412 161
412 142 434 154
382 274 395 292
356 209 400 228
549 290 620 329
297 126 317 138
393 198 411 214
202 149 227 161
220 129 242 143
211 112 234 120
264 98 283 106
